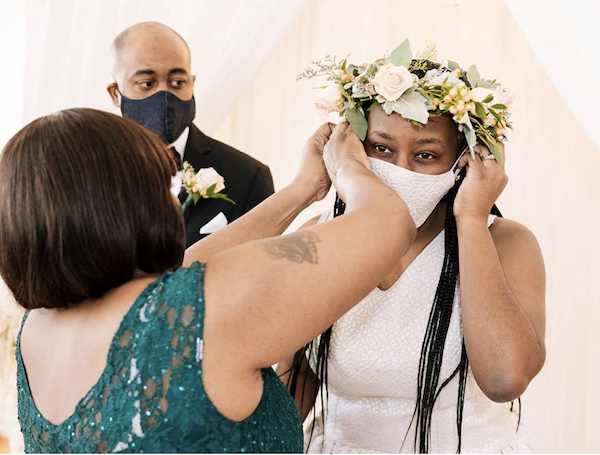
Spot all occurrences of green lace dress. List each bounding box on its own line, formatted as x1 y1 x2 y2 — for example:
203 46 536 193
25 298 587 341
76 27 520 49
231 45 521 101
16 262 303 453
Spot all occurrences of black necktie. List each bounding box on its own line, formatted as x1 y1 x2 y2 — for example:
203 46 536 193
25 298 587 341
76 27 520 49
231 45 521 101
169 146 182 172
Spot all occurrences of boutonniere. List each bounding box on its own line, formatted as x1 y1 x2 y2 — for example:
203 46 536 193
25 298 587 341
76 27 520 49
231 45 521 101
180 162 235 213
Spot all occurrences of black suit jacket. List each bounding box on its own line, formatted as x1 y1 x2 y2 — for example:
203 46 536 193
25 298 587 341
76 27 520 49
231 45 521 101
178 124 274 247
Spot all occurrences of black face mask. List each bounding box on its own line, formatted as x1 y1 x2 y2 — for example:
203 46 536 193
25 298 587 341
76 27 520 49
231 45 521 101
120 91 196 144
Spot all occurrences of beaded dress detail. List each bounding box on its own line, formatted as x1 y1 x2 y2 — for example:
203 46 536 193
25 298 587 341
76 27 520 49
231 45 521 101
16 262 303 453
305 214 534 454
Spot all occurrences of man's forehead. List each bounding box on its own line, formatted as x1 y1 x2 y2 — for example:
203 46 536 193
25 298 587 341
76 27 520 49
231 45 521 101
118 44 191 75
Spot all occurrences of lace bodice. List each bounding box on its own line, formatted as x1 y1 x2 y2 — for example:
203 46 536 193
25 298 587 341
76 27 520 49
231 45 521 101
16 262 303 453
306 213 534 454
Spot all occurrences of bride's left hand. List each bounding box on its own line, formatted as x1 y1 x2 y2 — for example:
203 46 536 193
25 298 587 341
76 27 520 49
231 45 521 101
453 142 508 222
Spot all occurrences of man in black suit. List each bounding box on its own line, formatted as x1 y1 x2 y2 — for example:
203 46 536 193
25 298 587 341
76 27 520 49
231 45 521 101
107 22 274 247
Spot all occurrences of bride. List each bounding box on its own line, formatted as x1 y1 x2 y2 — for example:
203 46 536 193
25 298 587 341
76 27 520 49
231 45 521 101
278 42 546 453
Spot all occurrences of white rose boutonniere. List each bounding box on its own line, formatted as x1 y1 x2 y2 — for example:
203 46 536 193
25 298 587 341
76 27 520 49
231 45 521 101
373 63 415 102
181 162 235 213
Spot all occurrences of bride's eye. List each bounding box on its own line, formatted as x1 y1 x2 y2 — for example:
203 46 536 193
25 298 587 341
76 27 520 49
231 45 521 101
416 152 435 160
374 145 392 155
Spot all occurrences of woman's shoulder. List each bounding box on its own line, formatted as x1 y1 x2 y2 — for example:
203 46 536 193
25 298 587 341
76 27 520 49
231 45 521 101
142 262 206 317
489 217 542 254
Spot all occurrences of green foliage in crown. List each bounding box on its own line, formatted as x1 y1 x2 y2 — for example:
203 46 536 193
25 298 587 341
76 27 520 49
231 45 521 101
299 39 513 162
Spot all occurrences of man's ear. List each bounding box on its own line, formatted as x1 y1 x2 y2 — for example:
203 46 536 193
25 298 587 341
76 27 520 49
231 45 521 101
107 82 120 108
192 75 196 86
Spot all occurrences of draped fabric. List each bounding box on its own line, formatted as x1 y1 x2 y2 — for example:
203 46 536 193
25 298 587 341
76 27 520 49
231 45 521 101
505 0 600 152
0 0 599 453
20 0 309 131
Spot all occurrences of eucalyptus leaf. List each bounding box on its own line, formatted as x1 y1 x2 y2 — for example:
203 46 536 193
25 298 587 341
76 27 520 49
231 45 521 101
367 101 382 111
192 192 201 205
211 193 236 205
481 136 504 164
382 90 429 124
474 102 487 120
447 60 460 71
489 109 502 124
481 94 494 104
345 108 369 141
390 39 412 67
491 104 507 110
467 65 482 87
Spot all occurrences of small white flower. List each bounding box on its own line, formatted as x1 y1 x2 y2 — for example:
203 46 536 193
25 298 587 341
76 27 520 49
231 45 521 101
372 63 415 102
426 71 465 89
422 68 444 84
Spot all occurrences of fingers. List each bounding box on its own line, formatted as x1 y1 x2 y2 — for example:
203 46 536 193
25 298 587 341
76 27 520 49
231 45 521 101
318 122 335 138
455 142 507 180
331 120 349 137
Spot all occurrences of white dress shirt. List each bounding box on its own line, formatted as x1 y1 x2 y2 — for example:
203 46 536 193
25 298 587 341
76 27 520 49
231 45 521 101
169 127 190 195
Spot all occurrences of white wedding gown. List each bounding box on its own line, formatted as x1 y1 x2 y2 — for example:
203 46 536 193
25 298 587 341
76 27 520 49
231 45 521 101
305 212 535 454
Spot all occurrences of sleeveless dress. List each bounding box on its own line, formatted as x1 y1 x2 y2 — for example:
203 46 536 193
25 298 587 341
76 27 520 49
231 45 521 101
305 214 535 454
16 262 303 453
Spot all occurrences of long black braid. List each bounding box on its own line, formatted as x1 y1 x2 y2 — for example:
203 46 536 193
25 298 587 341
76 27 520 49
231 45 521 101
286 166 516 453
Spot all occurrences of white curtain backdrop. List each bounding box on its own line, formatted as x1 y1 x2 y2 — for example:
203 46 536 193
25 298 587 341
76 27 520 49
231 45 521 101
1 0 599 453
22 0 308 131
504 0 600 152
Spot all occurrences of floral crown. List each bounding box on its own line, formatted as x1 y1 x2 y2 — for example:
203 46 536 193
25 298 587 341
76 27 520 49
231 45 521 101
299 39 513 161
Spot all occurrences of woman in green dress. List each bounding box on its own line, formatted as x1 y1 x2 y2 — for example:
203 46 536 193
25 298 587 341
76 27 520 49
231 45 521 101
0 108 415 453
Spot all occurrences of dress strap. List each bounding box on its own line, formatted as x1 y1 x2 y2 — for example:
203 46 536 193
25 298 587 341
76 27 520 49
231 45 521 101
317 210 334 225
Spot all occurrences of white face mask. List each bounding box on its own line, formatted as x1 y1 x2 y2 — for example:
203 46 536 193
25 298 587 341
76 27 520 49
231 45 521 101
367 152 464 228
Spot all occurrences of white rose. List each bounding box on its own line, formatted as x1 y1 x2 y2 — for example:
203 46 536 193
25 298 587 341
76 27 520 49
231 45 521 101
195 167 225 197
372 63 415 102
314 84 344 119
497 90 515 108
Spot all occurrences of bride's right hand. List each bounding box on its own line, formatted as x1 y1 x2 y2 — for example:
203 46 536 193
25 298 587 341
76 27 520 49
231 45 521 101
323 122 370 192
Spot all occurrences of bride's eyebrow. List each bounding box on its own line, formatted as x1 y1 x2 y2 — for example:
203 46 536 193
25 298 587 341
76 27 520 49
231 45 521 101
369 131 393 140
413 138 443 145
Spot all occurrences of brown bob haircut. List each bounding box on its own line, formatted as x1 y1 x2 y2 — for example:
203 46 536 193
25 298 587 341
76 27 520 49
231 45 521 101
0 108 185 309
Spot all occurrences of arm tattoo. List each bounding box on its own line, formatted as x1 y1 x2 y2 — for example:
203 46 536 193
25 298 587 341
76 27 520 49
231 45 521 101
259 231 321 264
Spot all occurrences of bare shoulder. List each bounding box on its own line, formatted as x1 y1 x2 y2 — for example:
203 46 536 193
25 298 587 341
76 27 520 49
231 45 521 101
489 217 543 261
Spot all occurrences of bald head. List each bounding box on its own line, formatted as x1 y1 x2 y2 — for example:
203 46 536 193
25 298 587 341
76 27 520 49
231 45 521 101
107 22 195 106
110 22 191 80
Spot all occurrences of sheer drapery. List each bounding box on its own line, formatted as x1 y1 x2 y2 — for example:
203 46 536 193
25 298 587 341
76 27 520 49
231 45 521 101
505 0 600 152
22 0 308 132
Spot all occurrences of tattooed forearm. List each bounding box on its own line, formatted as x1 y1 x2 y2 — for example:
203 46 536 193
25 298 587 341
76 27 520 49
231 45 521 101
259 231 321 264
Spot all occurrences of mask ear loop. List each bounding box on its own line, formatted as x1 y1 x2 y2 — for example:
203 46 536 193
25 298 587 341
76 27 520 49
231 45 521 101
452 147 469 178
